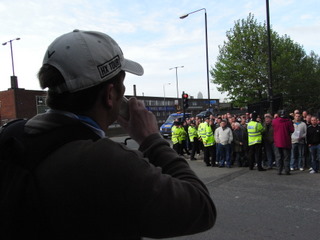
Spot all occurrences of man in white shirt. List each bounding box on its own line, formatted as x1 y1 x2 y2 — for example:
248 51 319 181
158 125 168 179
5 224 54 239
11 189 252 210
215 120 233 167
291 113 307 171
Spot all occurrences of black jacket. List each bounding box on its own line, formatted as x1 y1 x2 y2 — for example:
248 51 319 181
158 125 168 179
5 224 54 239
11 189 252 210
25 112 216 240
307 125 320 145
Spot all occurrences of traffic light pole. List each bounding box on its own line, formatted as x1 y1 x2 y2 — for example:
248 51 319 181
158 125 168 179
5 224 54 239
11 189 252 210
182 91 186 121
182 91 189 121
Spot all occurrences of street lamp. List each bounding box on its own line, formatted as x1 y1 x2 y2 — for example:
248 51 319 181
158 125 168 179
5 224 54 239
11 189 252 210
163 82 171 115
2 37 20 89
180 8 210 108
163 82 171 102
2 38 20 76
169 66 184 98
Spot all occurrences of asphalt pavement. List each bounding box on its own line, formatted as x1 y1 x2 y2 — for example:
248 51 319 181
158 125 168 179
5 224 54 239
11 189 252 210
110 136 320 240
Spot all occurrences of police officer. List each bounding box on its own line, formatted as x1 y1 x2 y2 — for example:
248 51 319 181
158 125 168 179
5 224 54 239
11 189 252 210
180 120 190 155
198 117 206 156
172 121 182 155
202 116 216 166
247 111 266 171
188 120 199 160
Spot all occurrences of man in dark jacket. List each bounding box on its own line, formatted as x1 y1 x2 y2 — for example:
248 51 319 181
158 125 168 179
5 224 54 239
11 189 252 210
232 122 247 167
272 110 294 175
7 30 216 239
306 116 320 173
263 114 275 169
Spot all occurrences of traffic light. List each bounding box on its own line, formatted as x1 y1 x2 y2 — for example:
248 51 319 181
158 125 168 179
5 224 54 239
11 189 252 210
182 92 189 110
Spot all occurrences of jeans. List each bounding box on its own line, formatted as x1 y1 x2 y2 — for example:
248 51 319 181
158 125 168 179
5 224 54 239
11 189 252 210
274 147 291 173
290 143 305 169
181 140 190 154
309 144 320 172
218 143 231 167
264 142 275 168
304 143 311 168
216 143 221 165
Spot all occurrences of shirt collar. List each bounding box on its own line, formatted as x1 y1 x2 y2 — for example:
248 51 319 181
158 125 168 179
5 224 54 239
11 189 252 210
47 109 106 138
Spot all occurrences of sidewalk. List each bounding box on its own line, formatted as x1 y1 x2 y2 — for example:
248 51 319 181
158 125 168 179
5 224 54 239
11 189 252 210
179 153 247 184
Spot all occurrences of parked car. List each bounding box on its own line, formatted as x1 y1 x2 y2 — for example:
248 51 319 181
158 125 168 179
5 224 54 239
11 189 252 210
196 110 213 119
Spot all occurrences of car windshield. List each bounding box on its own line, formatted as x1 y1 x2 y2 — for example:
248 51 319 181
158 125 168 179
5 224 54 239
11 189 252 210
165 114 191 124
197 111 212 117
165 115 177 124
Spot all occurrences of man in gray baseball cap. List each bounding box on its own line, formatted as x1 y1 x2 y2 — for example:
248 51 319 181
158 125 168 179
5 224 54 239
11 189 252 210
15 30 216 239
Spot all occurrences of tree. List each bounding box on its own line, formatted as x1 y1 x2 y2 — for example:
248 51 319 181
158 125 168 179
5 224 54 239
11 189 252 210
211 13 320 112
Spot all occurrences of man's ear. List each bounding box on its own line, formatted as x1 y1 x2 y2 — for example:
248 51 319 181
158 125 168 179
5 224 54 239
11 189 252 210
101 83 114 109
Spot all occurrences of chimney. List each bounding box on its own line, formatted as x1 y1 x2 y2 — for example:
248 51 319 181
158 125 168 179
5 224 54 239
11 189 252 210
133 84 137 96
10 76 18 89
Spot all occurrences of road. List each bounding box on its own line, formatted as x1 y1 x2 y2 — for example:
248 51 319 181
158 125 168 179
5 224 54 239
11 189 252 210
110 135 320 240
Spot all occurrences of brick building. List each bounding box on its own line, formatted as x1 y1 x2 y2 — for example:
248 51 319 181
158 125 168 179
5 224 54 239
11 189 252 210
0 88 47 125
0 87 220 126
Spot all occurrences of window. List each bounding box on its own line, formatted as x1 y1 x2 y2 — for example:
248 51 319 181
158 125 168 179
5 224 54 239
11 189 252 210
36 96 49 114
36 96 46 106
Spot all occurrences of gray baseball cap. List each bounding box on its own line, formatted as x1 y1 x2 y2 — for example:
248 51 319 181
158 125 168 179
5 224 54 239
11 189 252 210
43 29 144 93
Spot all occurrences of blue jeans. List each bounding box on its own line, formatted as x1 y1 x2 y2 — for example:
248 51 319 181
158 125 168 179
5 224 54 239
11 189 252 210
216 143 221 165
218 143 231 167
290 143 305 169
309 144 320 172
264 142 275 168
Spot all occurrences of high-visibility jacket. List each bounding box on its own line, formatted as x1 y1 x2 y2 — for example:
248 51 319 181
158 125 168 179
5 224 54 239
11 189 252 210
188 126 198 142
203 124 215 147
198 122 206 140
247 121 264 146
171 126 180 145
179 127 187 143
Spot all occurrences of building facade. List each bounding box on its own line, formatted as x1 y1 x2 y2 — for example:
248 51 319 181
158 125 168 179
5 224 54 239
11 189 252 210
0 88 220 126
133 95 220 123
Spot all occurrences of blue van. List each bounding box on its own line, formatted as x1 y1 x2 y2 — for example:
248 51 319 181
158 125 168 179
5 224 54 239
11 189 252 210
159 113 191 138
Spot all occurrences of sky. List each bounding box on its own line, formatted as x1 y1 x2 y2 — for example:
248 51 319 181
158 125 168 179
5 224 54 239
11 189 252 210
0 0 319 101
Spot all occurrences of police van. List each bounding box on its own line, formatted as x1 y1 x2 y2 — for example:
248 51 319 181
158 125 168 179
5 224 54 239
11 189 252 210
159 112 191 138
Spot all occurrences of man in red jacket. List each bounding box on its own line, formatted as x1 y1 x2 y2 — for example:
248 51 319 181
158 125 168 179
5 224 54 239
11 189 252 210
272 110 294 175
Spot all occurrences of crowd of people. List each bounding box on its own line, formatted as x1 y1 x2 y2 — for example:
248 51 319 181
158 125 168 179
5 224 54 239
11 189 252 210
171 109 320 175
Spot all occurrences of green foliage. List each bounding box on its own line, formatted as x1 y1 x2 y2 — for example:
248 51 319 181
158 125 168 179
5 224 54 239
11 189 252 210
211 13 320 112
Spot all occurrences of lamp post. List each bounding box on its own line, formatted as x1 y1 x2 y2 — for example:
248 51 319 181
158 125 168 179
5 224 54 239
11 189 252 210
163 82 171 116
2 37 20 89
180 8 210 108
169 66 184 98
163 82 171 102
266 0 273 114
2 38 20 76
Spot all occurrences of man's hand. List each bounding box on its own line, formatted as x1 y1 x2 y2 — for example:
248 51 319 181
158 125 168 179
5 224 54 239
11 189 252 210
117 97 159 145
